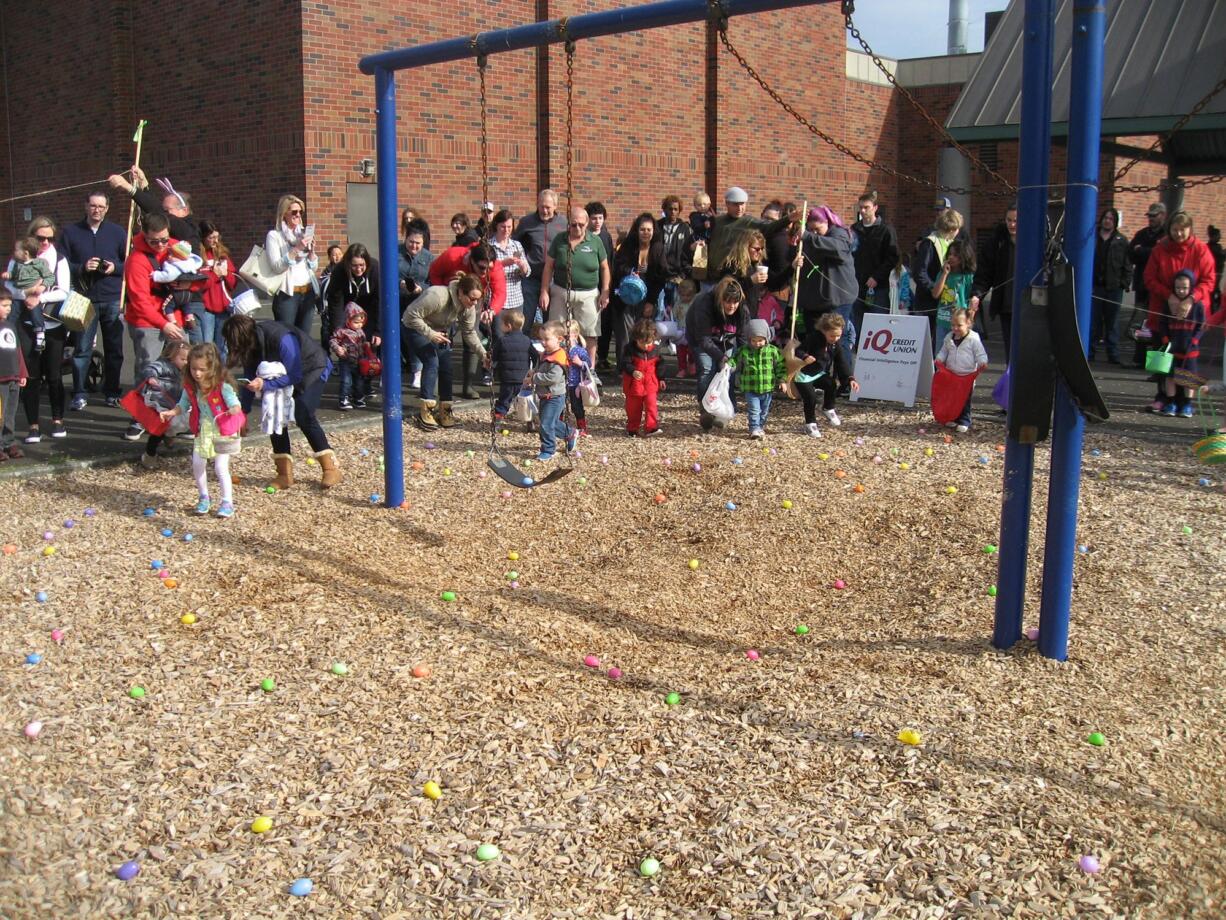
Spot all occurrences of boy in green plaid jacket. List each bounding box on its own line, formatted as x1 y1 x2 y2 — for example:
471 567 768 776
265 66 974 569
731 319 787 439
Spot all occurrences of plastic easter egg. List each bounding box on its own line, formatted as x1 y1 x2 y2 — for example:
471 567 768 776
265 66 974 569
500 489 512 498
25 653 41 665
988 585 997 597
1077 544 1089 554
1097 472 1107 481
899 462 911 470
24 720 42 738
400 501 411 510
360 448 370 457
2 544 16 555
411 664 431 679
411 461 424 471
423 781 442 800
1079 855 1101 874
180 613 197 625
1025 627 1039 640
1198 477 1211 487
251 816 273 834
115 860 140 881
160 528 173 537
1090 448 1101 457
84 508 96 517
600 455 609 465
331 662 349 676
943 435 953 444
689 450 700 459
35 591 48 603
745 649 760 661
466 450 475 458
157 569 170 579
781 499 793 509
151 560 163 570
653 493 666 504
873 455 883 464
584 654 601 668
639 857 661 878
732 457 743 465
440 590 457 602
577 478 587 485
853 484 865 493
854 437 865 446
983 544 997 554
1087 732 1105 747
833 579 846 590
924 448 934 457
507 551 519 561
817 452 829 461
182 533 193 542
662 457 672 466
478 471 488 479
289 877 313 897
607 667 623 680
523 459 533 468
305 457 316 466
41 546 56 557
1181 525 1192 535
897 728 923 746
424 442 436 450
523 476 535 486
687 559 699 570
443 468 452 477
769 448 778 456
50 629 64 643
501 429 510 436
917 427 927 435
129 686 146 699
665 692 681 705
692 463 702 473
265 486 277 494
945 486 958 495
42 530 54 541
142 508 156 517
978 456 990 464
162 578 177 589
510 581 520 589
725 501 737 511
260 678 276 692
506 571 518 581
833 470 846 479
369 493 380 503
794 624 809 636
476 844 500 862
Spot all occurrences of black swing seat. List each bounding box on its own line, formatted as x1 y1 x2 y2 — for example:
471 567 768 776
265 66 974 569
487 445 573 488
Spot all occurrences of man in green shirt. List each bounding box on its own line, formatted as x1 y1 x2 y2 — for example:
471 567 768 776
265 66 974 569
540 207 610 361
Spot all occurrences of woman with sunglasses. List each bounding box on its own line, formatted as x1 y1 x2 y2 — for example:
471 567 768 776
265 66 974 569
3 216 72 442
265 195 320 336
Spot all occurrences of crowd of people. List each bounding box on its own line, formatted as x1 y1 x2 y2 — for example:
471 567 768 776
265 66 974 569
2 174 1223 504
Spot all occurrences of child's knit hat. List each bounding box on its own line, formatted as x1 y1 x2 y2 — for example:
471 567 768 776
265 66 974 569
1173 268 1197 288
169 240 192 261
746 318 771 341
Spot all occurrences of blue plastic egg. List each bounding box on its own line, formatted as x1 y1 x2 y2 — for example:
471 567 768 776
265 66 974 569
35 591 48 603
25 653 42 665
289 877 313 897
160 528 173 538
183 534 193 543
369 493 380 503
115 860 140 881
142 508 156 517
151 560 163 570
725 501 737 511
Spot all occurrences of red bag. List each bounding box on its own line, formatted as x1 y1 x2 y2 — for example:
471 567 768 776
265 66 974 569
120 389 170 436
931 365 978 425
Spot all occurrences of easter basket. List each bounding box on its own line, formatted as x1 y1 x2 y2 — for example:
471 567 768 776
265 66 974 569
1192 389 1226 465
1144 344 1173 375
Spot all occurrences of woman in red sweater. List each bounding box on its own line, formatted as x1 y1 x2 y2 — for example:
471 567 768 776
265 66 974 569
199 219 239 353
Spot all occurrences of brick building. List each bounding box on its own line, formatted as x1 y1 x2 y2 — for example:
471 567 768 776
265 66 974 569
1 0 1222 267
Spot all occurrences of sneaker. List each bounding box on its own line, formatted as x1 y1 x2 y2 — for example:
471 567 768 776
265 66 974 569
354 397 367 409
535 452 555 462
626 429 638 437
139 453 161 469
1179 404 1195 418
6 445 24 459
955 423 970 433
50 421 66 438
749 428 764 440
70 396 88 412
216 501 235 519
1160 403 1177 416
805 422 822 439
339 398 353 411
565 428 579 453
105 396 122 409
24 428 41 443
643 428 662 437
194 497 212 515
1149 400 1165 413
823 408 842 427
123 423 144 441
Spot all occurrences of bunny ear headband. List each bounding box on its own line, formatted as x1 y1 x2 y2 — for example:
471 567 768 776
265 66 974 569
155 177 186 208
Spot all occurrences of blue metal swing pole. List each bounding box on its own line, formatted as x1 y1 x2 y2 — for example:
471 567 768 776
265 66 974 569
375 66 405 508
362 0 833 506
992 0 1055 649
1036 0 1107 661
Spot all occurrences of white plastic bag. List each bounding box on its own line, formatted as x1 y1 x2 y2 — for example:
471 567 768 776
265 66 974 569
513 388 538 422
579 369 601 408
701 365 735 424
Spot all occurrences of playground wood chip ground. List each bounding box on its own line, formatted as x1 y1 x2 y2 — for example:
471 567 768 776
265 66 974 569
1 391 1223 918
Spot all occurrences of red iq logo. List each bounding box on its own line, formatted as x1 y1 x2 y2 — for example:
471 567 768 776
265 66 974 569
864 329 893 354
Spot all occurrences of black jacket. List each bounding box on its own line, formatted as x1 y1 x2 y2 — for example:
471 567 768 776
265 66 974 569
795 329 853 385
490 329 536 386
1093 230 1130 291
612 241 668 319
133 187 202 255
1128 224 1165 299
765 225 799 292
972 223 1016 318
851 218 899 297
325 262 382 338
796 226 857 314
659 218 695 278
685 289 749 363
237 321 330 413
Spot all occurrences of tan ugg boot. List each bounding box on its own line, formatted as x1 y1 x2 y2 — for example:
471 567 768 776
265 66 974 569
415 399 439 430
316 449 341 488
272 453 294 490
437 401 458 428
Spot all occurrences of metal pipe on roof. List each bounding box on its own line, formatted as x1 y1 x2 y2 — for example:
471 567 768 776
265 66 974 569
948 0 969 54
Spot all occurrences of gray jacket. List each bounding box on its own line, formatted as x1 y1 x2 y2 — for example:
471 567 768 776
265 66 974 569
401 280 485 359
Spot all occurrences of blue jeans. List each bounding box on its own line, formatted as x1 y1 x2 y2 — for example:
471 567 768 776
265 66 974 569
745 392 773 430
1090 287 1123 361
834 303 857 355
694 351 737 416
272 289 316 337
187 302 224 351
537 393 570 457
407 329 452 401
72 298 123 399
337 359 368 403
520 276 542 330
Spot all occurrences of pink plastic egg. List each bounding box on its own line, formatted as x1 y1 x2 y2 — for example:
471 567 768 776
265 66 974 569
42 531 54 541
1025 627 1039 640
583 654 600 668
745 649 760 661
509 580 520 589
600 456 609 465
478 470 487 478
833 579 846 590
50 628 64 643
607 667 623 680
1078 854 1100 874
24 720 42 739
500 490 512 498
692 463 702 473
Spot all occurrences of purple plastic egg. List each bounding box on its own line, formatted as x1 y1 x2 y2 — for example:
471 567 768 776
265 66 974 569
115 860 140 881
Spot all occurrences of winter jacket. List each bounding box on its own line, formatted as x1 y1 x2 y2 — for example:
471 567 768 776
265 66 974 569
1092 230 1130 290
619 340 662 398
330 304 370 361
428 244 506 314
731 343 785 394
685 289 749 363
795 330 853 385
566 344 590 388
513 211 568 277
851 218 900 298
0 317 29 382
325 263 381 338
490 329 536 386
532 346 568 398
936 330 989 375
124 234 181 330
136 357 184 412
1128 224 1166 299
397 244 434 307
973 223 1015 318
707 214 791 285
58 218 127 302
659 218 695 278
911 234 952 319
1158 300 1205 364
765 225 799 292
796 226 857 313
236 321 330 414
689 210 714 244
201 249 239 314
1144 236 1217 316
401 280 486 360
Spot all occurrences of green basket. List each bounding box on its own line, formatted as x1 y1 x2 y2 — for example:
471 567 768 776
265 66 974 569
1144 344 1173 375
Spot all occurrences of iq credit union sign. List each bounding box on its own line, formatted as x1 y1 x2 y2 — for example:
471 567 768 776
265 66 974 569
850 314 934 407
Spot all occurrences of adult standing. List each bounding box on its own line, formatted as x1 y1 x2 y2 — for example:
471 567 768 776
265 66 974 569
4 217 71 442
972 205 1017 356
265 195 320 336
222 314 341 490
401 207 432 252
1128 202 1168 366
705 187 791 286
1207 225 1224 316
587 201 618 369
513 189 567 328
1089 208 1129 364
685 276 749 430
540 207 610 364
850 191 899 336
489 209 531 314
402 276 487 430
912 208 975 347
325 243 382 354
397 225 434 389
659 194 695 308
611 213 669 363
59 191 127 410
796 206 858 354
764 202 800 293
429 241 505 398
197 220 239 352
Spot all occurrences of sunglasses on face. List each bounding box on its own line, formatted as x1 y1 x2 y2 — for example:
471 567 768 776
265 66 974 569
147 237 170 246
36 235 54 243
287 209 303 216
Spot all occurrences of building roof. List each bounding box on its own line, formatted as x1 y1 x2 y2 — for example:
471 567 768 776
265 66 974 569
946 0 1226 173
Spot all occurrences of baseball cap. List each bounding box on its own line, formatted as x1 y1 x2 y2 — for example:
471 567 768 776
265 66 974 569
725 186 749 204
934 196 953 210
1146 203 1167 216
482 201 496 212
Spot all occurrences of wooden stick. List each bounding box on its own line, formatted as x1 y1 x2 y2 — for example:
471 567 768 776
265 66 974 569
117 120 148 317
781 200 808 398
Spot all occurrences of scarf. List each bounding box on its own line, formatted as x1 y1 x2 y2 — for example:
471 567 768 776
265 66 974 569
257 361 294 435
811 206 845 229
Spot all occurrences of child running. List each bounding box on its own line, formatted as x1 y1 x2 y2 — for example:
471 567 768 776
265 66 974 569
159 343 244 518
564 319 593 436
531 320 577 461
793 311 858 437
732 318 786 439
934 307 989 433
128 339 191 468
620 317 666 436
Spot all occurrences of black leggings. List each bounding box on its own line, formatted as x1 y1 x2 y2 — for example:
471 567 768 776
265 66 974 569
794 375 837 423
19 324 68 429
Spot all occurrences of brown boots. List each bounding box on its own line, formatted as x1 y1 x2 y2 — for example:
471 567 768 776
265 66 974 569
316 449 341 488
415 399 438 430
436 401 457 428
272 453 294 490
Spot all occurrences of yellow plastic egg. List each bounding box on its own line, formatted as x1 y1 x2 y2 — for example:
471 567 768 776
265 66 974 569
250 816 273 834
897 729 923 746
687 559 700 570
42 546 56 557
899 462 911 470
945 486 958 495
180 613 197 625
423 781 442 801
507 551 519 561
781 499 793 510
817 452 829 461
924 447 934 457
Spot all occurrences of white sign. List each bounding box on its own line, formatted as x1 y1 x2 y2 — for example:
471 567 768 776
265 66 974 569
850 314 934 407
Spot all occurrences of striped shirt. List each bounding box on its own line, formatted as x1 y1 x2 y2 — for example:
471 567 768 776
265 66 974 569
491 237 529 312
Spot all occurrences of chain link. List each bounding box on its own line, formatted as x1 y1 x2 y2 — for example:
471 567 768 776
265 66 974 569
477 55 489 228
564 40 575 213
1113 74 1226 183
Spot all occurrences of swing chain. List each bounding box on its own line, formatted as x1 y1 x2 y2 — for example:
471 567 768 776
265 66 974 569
477 54 490 227
564 40 576 213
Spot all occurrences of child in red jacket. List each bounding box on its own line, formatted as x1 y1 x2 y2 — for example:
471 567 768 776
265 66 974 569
620 317 666 436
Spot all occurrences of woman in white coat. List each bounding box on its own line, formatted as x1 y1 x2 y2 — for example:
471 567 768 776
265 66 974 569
265 195 320 336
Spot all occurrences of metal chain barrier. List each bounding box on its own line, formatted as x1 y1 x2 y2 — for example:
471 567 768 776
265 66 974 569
1113 74 1226 183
